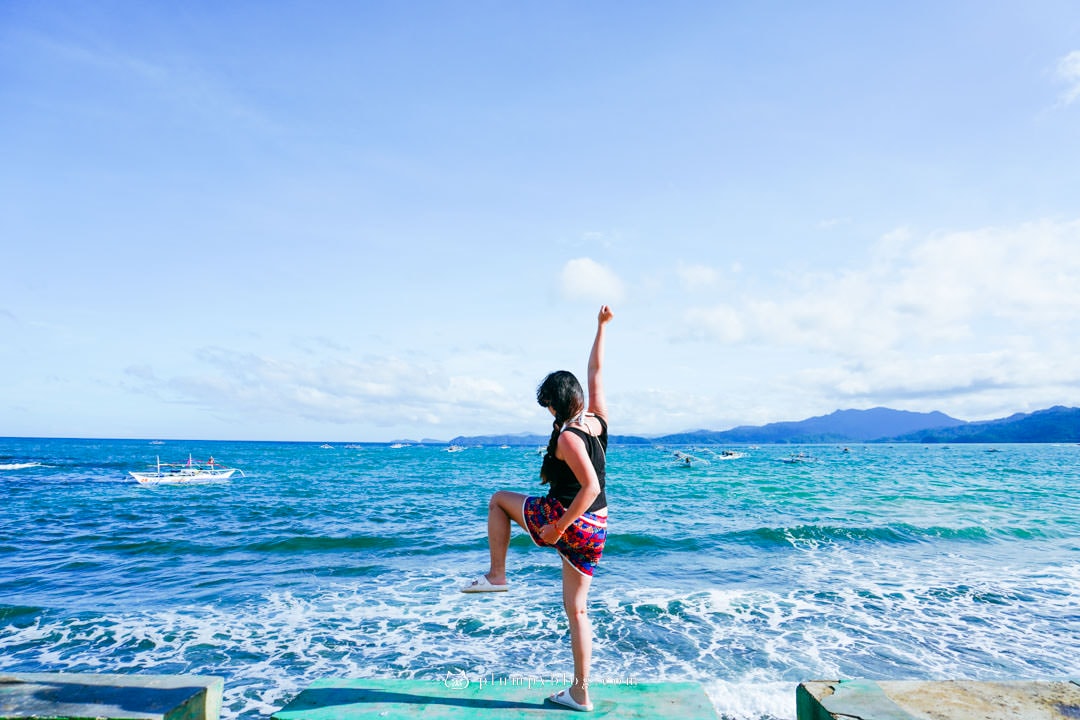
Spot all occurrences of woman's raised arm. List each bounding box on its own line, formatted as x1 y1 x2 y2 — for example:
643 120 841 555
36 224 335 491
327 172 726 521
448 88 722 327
586 305 614 419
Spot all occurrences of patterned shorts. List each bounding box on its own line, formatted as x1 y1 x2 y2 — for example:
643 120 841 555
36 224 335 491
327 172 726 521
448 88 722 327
522 495 607 577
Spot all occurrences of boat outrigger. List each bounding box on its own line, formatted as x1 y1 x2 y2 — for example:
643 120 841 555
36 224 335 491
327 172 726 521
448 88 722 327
130 455 245 484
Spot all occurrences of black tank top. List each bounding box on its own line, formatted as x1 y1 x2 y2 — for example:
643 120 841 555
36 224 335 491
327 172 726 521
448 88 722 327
541 415 608 514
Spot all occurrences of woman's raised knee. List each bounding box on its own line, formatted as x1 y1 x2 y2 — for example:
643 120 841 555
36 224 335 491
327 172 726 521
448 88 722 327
488 490 513 513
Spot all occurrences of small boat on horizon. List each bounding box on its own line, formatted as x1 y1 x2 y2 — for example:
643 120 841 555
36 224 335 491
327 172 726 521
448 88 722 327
130 455 244 484
674 450 708 467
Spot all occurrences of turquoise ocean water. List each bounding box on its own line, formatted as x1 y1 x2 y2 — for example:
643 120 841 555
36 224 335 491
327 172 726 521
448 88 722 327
1 438 1079 719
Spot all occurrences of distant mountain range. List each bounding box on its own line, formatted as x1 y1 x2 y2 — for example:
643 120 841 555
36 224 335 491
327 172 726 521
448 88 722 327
653 407 966 444
886 405 1080 444
449 406 1080 445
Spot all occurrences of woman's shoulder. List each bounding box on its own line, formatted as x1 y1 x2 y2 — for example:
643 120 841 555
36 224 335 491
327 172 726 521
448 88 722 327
561 414 606 441
586 412 608 435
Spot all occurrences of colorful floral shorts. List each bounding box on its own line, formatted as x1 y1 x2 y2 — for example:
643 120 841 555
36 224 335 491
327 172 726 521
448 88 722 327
522 495 607 577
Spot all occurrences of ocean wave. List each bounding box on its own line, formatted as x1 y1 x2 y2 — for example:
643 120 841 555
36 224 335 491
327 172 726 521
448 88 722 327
80 534 419 557
605 523 1051 555
246 535 406 553
0 604 44 627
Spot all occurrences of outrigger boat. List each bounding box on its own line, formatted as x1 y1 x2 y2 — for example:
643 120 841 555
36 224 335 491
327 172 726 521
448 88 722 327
130 455 244 484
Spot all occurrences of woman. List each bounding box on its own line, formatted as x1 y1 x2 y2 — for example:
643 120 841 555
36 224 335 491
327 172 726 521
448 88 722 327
462 304 614 713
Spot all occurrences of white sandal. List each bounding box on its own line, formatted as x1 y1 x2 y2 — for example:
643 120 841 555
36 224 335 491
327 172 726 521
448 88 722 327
547 688 593 712
460 574 509 593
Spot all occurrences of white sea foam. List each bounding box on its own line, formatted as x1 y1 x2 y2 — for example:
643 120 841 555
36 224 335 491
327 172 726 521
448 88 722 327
0 462 41 470
704 680 794 720
3 555 1080 720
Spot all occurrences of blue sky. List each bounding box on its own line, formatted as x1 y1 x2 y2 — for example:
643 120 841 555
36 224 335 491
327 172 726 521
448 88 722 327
3 2 1080 441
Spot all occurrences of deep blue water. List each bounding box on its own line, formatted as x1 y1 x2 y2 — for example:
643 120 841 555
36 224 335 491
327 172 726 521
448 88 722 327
2 438 1079 719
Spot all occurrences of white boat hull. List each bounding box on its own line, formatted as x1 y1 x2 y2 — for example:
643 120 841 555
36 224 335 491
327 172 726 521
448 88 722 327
130 468 238 484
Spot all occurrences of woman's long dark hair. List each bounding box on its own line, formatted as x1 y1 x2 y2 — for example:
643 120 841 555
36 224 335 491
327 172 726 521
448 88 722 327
536 370 584 484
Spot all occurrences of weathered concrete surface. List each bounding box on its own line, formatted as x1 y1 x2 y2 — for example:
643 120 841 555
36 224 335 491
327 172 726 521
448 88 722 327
273 678 718 719
0 672 223 720
797 679 1080 720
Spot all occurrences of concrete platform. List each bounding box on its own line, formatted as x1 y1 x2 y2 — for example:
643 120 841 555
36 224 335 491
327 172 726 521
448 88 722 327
272 677 718 719
797 679 1080 720
0 672 223 720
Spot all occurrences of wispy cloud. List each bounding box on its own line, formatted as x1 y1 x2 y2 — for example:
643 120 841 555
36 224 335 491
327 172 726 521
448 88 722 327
1058 50 1080 105
124 347 531 432
559 257 625 304
578 230 621 249
682 305 744 343
676 262 719 291
816 217 851 230
27 30 278 133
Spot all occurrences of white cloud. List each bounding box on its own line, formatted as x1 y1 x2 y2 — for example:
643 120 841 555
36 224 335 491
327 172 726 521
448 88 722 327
676 262 719 291
559 257 625 303
675 219 1080 417
793 347 1080 420
682 305 744 343
1058 50 1080 105
688 219 1080 351
817 217 851 230
798 351 1021 400
125 347 531 433
579 230 620 249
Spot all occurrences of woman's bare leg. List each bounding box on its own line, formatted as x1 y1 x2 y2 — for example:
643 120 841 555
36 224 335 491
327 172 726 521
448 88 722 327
484 490 528 585
561 557 593 706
